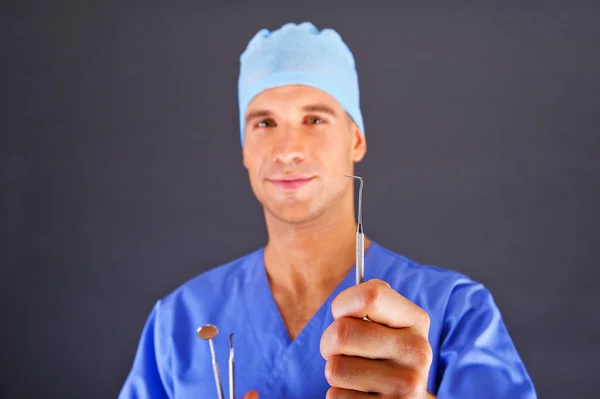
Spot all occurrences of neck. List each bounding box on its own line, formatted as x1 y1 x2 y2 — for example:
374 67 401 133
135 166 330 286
263 196 371 296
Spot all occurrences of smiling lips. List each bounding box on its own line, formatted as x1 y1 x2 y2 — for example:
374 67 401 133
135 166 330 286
268 175 315 190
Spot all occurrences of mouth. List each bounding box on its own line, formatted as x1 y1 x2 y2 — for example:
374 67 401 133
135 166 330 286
267 175 315 191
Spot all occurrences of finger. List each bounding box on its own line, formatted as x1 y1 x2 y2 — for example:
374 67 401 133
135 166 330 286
242 390 259 399
321 317 433 368
326 387 382 398
324 355 425 396
331 279 430 336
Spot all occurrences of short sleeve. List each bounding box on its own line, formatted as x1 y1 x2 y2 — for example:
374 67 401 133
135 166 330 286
435 282 537 398
118 301 173 399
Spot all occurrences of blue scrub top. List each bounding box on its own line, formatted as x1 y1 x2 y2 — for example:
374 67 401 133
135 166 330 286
118 241 537 398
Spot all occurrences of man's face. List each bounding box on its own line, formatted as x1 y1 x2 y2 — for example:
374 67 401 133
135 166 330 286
242 85 366 225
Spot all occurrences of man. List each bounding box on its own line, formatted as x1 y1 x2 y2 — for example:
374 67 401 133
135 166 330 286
119 22 537 398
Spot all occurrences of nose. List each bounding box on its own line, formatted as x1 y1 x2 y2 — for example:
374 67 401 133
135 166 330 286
272 127 306 165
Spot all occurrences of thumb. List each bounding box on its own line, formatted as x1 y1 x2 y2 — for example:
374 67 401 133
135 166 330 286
243 390 259 399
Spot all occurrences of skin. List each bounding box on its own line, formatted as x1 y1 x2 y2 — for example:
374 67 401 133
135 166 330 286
239 85 436 398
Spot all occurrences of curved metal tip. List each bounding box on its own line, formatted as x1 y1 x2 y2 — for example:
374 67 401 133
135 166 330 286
343 174 363 225
343 174 363 182
229 333 233 348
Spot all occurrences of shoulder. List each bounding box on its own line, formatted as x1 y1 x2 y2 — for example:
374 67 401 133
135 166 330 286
151 247 264 324
370 241 481 293
369 241 495 322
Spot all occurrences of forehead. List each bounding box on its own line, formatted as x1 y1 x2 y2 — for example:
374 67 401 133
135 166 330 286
246 84 343 113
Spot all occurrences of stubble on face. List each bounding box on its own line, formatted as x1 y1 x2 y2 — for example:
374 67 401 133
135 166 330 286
242 85 364 227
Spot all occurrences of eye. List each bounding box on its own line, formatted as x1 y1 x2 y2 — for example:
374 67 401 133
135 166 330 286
256 118 276 128
305 116 325 125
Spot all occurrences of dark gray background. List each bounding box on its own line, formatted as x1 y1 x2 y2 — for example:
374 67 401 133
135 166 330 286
2 2 599 398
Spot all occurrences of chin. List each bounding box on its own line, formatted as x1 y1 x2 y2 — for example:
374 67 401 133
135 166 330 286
265 201 322 225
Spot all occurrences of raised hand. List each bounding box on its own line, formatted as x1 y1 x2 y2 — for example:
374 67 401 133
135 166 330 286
320 279 435 398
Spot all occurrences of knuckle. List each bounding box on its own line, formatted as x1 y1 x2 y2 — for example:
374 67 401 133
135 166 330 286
391 333 432 368
391 368 421 396
325 387 341 399
321 318 357 360
320 324 336 357
411 336 433 367
319 332 329 359
407 382 428 398
370 278 390 288
391 333 408 353
332 318 351 347
324 357 341 385
418 308 431 329
363 283 385 311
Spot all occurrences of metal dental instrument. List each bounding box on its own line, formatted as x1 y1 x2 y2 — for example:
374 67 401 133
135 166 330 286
197 324 225 399
344 174 364 285
228 334 235 399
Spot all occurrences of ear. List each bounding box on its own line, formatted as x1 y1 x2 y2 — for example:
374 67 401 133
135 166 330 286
351 123 367 162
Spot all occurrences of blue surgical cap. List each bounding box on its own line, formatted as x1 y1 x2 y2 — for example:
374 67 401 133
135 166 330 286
237 22 365 146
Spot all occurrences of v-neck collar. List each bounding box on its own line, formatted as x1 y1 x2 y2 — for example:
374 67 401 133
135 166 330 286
242 242 380 390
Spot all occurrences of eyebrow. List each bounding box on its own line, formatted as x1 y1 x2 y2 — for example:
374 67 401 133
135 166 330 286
245 110 271 125
245 103 339 125
300 103 338 117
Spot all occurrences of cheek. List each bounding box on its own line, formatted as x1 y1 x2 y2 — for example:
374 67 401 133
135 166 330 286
244 143 265 171
317 136 352 170
247 159 263 183
245 149 270 189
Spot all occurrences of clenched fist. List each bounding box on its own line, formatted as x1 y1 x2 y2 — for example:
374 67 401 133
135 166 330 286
320 279 436 398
